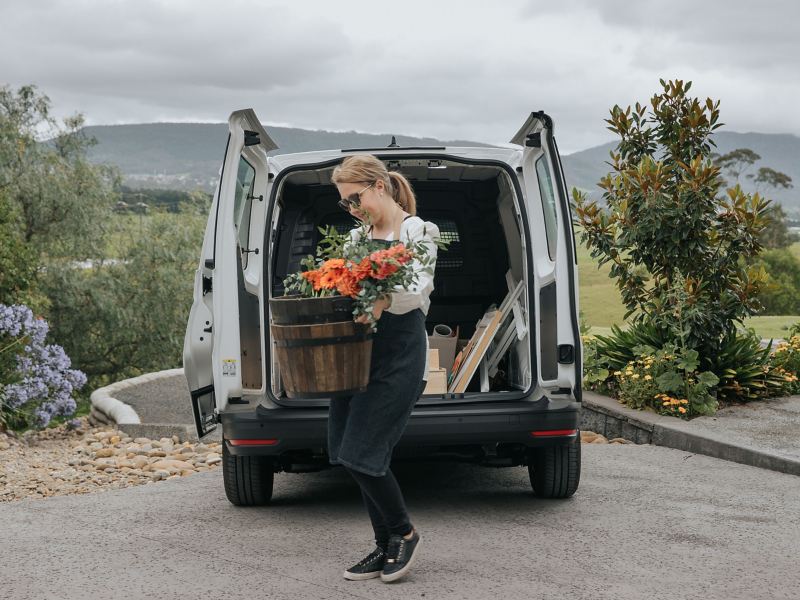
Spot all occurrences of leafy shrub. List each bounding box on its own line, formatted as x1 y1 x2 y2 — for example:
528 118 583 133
41 211 203 386
0 304 86 430
754 248 800 315
706 329 785 402
613 344 718 418
767 334 800 395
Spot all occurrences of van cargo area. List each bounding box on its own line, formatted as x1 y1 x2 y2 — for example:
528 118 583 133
261 158 534 402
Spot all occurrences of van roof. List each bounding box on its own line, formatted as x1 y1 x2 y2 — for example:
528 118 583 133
267 146 523 172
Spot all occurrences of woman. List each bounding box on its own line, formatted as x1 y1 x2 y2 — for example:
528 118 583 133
328 154 440 583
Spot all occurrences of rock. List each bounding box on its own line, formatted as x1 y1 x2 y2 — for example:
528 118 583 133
591 436 609 444
166 474 182 481
0 441 10 450
171 435 180 444
180 470 194 477
150 440 162 448
89 442 103 450
94 448 115 458
206 453 221 465
134 437 151 444
151 459 195 471
147 450 167 458
609 437 633 444
109 435 121 444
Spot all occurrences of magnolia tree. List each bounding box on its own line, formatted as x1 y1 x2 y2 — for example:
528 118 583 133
574 79 771 357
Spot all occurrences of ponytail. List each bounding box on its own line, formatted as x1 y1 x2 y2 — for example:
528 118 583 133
387 171 417 215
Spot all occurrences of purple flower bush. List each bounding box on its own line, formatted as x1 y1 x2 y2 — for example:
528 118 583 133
0 304 86 429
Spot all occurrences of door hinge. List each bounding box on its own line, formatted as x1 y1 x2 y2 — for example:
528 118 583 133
241 247 260 256
525 132 542 148
244 130 260 146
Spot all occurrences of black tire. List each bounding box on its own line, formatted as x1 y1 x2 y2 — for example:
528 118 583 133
527 439 581 499
222 441 275 506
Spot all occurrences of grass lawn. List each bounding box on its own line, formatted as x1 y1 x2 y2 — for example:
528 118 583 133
578 236 800 340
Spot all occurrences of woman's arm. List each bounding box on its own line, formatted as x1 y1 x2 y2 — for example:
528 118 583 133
388 219 440 314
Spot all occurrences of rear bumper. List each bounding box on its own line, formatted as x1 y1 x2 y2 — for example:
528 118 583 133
221 396 580 458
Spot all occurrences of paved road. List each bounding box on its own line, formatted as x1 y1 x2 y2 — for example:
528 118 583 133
2 444 798 600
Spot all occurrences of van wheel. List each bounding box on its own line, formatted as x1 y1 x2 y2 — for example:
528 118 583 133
527 440 581 498
222 441 275 506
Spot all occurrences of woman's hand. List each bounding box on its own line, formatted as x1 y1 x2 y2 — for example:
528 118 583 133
355 295 392 324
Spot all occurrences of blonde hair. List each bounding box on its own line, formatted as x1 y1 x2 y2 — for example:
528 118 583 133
331 154 417 215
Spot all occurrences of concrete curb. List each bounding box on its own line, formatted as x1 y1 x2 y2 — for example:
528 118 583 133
582 391 800 476
87 367 219 442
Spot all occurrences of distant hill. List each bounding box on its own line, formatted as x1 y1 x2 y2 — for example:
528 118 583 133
562 131 800 215
84 123 799 215
83 123 493 192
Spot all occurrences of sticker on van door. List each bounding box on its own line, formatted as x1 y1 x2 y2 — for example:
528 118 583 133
222 358 238 377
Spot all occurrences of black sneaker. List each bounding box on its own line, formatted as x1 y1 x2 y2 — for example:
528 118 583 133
343 546 386 581
381 530 422 582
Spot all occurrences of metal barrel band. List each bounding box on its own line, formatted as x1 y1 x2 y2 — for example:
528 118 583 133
274 333 371 348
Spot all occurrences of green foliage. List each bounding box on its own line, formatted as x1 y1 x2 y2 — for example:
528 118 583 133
768 335 800 396
754 248 800 314
573 78 771 361
0 195 45 311
117 186 212 214
704 329 785 402
40 211 204 387
614 345 719 418
758 204 798 249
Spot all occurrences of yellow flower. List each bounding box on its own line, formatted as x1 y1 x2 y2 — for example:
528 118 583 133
678 407 687 414
614 371 622 376
644 375 652 380
632 374 640 379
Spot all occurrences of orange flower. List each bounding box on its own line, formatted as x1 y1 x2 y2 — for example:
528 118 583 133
352 258 373 281
301 270 323 291
335 271 361 297
373 261 399 280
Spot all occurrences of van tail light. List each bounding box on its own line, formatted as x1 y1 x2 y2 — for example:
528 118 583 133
229 439 279 446
530 429 577 437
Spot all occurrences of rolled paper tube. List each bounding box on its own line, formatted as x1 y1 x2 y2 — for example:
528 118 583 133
433 324 453 337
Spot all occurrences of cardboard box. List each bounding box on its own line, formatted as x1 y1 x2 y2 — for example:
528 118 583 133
423 367 448 395
429 333 458 379
428 348 440 370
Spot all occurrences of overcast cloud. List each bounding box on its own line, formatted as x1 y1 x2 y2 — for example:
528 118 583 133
1 0 798 153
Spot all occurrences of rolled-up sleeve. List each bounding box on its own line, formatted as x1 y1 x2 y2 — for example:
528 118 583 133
388 219 440 315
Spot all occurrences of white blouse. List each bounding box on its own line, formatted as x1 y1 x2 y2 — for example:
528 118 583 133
348 216 441 316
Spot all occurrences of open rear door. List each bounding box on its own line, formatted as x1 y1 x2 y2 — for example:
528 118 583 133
511 112 582 400
183 109 277 438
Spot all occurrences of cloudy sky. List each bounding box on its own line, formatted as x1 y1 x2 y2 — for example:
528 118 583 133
1 0 798 153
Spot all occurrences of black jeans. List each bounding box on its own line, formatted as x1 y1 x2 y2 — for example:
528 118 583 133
345 466 413 549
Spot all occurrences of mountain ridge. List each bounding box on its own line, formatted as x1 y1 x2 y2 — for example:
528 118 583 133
83 123 798 213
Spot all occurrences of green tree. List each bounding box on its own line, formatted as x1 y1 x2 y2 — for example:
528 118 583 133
712 147 795 249
42 211 204 384
573 79 771 357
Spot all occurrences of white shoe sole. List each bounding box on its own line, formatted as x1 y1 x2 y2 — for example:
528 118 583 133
343 570 381 581
380 536 422 583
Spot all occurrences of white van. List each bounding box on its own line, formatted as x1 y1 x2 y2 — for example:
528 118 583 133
183 109 583 505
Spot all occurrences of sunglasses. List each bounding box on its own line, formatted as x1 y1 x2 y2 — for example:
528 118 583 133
338 181 375 211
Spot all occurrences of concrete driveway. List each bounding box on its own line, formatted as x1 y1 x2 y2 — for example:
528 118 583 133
2 444 798 600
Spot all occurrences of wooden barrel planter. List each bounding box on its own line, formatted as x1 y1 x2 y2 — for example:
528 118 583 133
269 295 372 398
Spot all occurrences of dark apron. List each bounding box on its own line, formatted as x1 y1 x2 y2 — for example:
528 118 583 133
327 233 428 476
